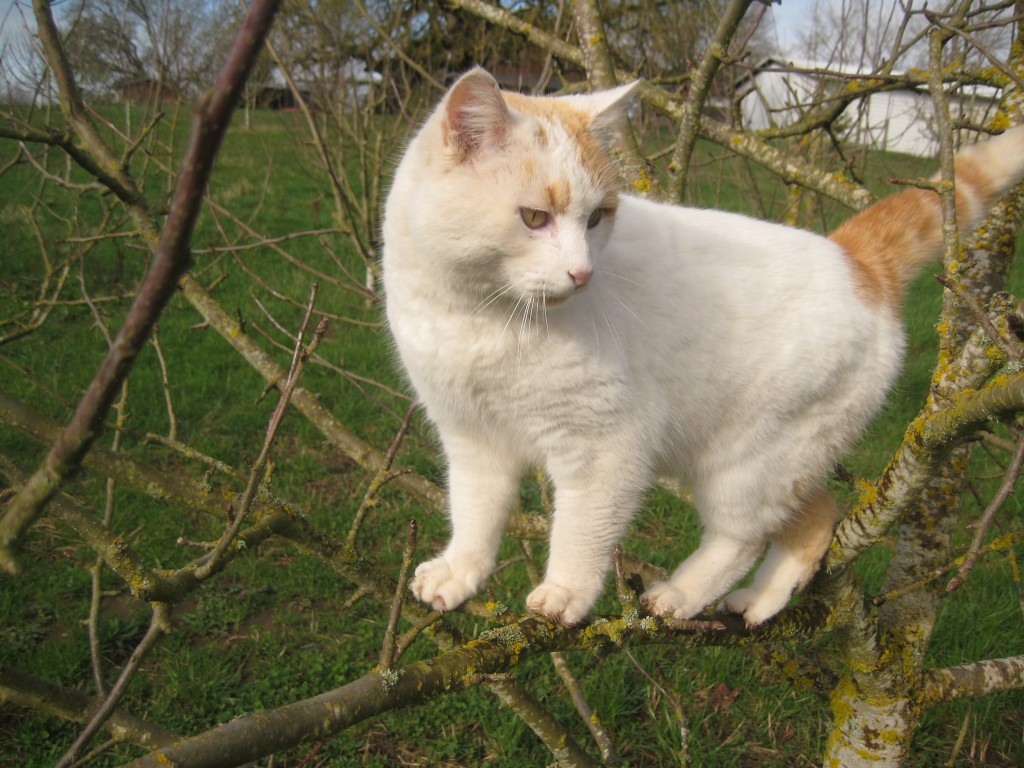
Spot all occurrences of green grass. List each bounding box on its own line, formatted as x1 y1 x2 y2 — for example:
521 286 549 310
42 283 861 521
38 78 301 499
1 103 1023 767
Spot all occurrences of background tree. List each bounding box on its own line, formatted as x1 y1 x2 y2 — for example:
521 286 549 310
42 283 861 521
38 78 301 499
1 1 1023 767
61 0 237 98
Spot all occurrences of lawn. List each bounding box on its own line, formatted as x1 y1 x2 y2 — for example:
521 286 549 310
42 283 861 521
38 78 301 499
1 102 1022 767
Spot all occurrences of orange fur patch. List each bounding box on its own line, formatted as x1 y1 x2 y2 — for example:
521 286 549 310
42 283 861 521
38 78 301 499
546 179 572 214
829 189 942 310
502 91 619 194
772 486 839 583
829 151 1001 310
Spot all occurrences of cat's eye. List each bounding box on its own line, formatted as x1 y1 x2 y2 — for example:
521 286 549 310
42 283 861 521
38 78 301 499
587 208 604 229
521 208 549 229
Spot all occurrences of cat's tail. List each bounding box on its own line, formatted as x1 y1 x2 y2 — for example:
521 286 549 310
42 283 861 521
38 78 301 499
829 125 1024 309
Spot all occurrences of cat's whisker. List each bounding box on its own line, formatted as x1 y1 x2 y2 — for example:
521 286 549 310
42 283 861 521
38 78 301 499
501 293 527 341
474 285 515 317
515 295 535 367
522 296 537 350
612 294 647 330
598 306 626 360
602 270 643 288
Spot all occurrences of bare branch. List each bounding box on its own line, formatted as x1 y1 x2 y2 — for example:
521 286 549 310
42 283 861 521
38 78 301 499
179 274 446 511
55 603 171 768
0 0 285 573
193 286 325 580
0 664 178 749
947 430 1024 590
378 520 418 670
921 655 1024 704
667 0 757 202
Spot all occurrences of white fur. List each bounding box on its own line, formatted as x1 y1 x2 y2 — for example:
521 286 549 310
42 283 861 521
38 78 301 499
381 70 1016 626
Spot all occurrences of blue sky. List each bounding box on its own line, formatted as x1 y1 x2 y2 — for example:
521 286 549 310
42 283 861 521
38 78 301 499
1 0 34 52
768 0 821 50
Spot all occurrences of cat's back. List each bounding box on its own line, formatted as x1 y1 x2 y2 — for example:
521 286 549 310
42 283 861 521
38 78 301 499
604 195 889 338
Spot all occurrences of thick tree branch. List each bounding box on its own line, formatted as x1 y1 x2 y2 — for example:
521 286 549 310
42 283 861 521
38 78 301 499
828 337 1024 569
921 655 1024 704
122 612 765 768
0 664 178 749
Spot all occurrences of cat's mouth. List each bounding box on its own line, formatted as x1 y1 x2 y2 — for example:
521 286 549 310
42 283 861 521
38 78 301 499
542 294 570 308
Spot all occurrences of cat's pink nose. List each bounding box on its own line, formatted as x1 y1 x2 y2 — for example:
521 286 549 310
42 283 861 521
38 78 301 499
569 268 593 288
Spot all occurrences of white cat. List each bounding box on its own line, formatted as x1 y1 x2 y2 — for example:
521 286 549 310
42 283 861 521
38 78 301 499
382 67 1024 627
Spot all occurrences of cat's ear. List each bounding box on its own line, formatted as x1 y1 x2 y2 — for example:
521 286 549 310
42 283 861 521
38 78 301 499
585 81 641 149
442 68 511 163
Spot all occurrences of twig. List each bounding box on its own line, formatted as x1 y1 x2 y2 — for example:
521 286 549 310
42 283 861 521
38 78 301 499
937 274 1023 362
150 324 178 441
193 286 326 580
625 649 690 767
379 520 418 669
927 10 1024 94
348 401 418 548
55 603 171 768
872 531 1024 605
0 242 74 347
550 651 621 766
144 433 238 480
78 265 131 697
613 545 641 617
946 707 973 768
191 227 345 255
261 40 376 270
1008 547 1024 623
65 737 119 768
392 608 445 661
947 430 1024 591
87 380 129 697
208 199 374 301
667 0 757 203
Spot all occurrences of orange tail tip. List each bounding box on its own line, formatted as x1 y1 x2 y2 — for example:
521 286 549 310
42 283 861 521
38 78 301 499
829 126 1024 310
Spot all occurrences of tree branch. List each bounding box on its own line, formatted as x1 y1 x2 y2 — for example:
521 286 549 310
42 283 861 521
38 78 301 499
0 0 285 574
921 655 1024 705
667 0 756 202
0 664 178 749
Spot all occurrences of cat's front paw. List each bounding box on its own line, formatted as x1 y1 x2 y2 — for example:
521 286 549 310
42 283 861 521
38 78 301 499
410 554 489 612
525 582 592 627
722 587 785 627
640 581 705 619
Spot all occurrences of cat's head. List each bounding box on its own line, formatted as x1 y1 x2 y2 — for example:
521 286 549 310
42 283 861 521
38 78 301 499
401 68 638 309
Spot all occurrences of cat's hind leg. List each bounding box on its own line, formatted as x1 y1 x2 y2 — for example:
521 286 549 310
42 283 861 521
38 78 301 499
723 485 839 625
411 433 522 612
641 532 764 619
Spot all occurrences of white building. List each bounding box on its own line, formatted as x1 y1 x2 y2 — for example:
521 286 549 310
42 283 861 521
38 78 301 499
735 58 1002 156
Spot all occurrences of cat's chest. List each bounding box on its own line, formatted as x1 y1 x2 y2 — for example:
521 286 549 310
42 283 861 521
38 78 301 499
390 300 628 427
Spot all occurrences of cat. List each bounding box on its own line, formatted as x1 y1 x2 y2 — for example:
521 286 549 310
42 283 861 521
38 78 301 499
381 66 1024 627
